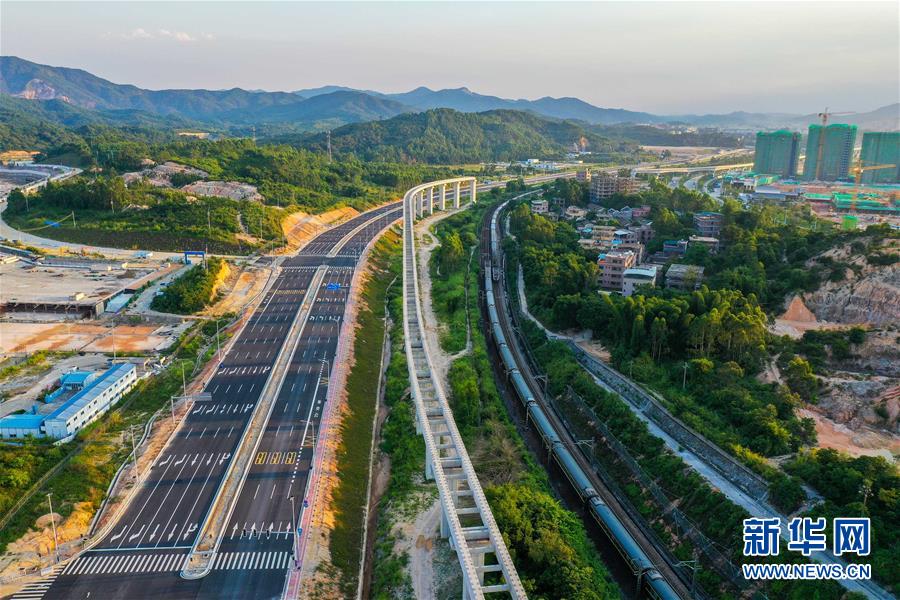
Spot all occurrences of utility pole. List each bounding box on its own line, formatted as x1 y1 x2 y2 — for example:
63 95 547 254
182 361 188 397
682 361 688 389
47 493 59 563
326 130 332 163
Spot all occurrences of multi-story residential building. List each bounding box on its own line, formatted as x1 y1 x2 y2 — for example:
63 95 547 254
665 263 705 290
753 130 801 177
693 211 723 237
860 132 900 184
803 123 857 181
597 250 637 290
589 173 639 202
627 222 654 244
576 169 592 182
631 205 652 219
689 235 720 254
621 265 658 297
662 239 689 258
565 205 588 220
610 229 645 263
530 198 549 214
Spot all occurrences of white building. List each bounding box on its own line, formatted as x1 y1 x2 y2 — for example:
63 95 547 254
0 363 138 440
621 265 658 297
530 198 549 214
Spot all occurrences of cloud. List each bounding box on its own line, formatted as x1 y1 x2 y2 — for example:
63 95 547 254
104 28 213 43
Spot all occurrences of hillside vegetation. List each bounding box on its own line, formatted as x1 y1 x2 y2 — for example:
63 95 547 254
291 108 647 164
3 139 457 252
151 258 228 314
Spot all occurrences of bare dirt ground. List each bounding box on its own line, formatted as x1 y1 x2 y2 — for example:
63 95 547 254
415 208 470 380
203 263 272 317
0 353 109 416
0 321 184 354
799 407 899 461
280 207 358 255
771 295 853 339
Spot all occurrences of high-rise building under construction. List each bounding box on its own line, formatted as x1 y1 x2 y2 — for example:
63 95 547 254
860 132 900 184
803 123 857 181
753 130 801 177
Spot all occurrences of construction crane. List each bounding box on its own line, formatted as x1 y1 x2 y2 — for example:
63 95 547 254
851 160 895 185
817 107 853 126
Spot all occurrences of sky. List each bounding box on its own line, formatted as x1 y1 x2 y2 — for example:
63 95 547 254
2 1 898 115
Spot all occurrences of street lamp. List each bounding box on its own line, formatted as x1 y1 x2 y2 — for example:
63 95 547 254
289 495 298 568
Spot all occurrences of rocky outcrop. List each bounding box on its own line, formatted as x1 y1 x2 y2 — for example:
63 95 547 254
802 238 899 327
13 78 72 103
804 265 899 326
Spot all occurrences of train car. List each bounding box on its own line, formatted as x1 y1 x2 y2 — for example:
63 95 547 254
510 371 532 405
552 442 596 500
527 402 562 447
492 321 505 347
645 569 681 600
588 496 656 574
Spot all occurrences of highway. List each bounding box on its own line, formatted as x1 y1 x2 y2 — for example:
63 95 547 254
33 203 401 600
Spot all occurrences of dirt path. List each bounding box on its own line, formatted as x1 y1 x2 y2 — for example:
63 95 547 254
415 208 470 382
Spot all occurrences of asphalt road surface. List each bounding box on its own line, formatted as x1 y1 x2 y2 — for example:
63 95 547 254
33 203 401 600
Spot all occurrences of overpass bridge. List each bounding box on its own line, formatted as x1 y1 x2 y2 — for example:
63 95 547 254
632 162 753 176
402 178 525 599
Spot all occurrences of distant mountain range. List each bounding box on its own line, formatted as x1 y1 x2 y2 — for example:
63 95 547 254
2 56 898 133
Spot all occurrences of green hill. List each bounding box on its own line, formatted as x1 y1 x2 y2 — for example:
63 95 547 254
289 108 643 164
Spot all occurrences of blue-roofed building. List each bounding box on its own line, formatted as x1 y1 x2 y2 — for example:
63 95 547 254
0 363 138 440
0 413 45 439
59 370 97 390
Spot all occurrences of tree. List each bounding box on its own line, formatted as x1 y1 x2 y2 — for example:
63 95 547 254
785 356 819 403
439 232 464 273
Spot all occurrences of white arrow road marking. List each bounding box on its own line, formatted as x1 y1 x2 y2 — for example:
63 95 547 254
128 525 146 542
231 524 238 539
158 455 172 468
219 453 231 465
183 524 197 540
167 523 179 541
110 527 127 542
191 453 199 466
148 524 160 540
174 455 186 467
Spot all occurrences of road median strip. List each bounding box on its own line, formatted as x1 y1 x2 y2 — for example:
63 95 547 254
181 265 329 579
